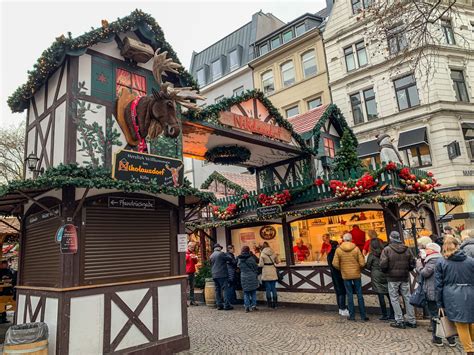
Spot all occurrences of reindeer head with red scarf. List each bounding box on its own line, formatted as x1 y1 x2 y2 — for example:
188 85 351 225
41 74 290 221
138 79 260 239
119 49 204 151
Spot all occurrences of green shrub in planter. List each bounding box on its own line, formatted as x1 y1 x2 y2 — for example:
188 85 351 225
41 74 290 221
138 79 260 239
195 260 212 289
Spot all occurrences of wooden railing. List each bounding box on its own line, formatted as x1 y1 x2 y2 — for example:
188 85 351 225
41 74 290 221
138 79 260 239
213 164 429 212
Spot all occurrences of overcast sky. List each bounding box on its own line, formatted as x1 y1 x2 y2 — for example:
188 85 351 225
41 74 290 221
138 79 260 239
0 0 326 128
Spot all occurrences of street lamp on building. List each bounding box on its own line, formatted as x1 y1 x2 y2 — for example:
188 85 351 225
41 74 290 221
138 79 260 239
25 152 44 175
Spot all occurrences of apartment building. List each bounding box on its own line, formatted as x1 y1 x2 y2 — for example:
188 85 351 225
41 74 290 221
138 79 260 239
324 1 474 228
249 13 330 118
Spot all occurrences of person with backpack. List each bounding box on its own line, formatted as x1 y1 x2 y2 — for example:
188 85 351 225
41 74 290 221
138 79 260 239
259 242 280 309
380 231 417 329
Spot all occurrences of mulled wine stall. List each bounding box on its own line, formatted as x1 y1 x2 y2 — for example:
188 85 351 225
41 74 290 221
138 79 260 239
185 101 463 304
0 11 212 354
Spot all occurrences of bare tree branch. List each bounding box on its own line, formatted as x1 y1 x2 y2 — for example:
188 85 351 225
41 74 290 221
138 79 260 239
0 122 25 183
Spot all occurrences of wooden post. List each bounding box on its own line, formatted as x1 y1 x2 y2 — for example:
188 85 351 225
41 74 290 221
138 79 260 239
383 203 403 240
282 217 294 266
225 227 232 248
60 185 77 288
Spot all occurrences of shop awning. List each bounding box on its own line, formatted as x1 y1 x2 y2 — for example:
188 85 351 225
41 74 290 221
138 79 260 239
357 140 379 158
461 123 474 139
397 127 428 150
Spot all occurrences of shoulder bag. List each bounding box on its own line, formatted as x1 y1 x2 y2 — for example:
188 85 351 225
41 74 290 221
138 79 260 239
435 308 458 339
266 254 283 282
409 277 426 308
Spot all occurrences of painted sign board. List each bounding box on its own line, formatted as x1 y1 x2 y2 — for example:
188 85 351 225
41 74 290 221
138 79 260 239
256 205 282 218
112 149 183 187
60 224 78 254
177 234 188 253
218 111 292 143
108 197 155 210
26 205 61 226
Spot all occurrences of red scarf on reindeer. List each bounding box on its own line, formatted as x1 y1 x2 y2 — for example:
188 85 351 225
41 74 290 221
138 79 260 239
130 96 148 153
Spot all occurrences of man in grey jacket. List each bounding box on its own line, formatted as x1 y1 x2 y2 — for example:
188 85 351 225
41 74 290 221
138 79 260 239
210 244 234 310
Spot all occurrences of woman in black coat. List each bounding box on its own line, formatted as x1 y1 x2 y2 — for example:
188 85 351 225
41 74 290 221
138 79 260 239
327 240 348 316
436 236 474 353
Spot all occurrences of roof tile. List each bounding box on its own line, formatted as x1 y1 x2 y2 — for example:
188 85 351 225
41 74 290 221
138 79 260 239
287 104 328 135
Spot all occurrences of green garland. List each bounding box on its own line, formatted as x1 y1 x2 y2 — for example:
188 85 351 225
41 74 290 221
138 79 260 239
204 146 251 165
0 164 215 203
8 9 197 113
186 192 464 229
200 171 248 194
185 90 313 154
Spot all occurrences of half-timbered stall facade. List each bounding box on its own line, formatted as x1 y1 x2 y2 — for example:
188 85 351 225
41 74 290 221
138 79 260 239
185 97 463 307
1 10 213 354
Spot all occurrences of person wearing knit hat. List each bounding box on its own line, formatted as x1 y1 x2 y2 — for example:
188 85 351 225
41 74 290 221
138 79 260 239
380 230 417 329
416 241 454 346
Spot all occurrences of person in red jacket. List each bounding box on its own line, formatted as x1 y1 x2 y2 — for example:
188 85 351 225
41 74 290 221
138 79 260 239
350 225 366 251
186 242 199 306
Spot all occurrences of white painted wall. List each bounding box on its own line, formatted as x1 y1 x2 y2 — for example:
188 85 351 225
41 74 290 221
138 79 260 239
158 284 182 340
53 101 66 166
78 54 91 95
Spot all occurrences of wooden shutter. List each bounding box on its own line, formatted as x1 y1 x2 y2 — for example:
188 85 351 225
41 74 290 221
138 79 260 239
91 55 115 102
22 219 61 287
83 206 171 284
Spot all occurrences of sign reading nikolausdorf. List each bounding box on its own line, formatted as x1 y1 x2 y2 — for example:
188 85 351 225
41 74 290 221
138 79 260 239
112 149 183 187
218 111 292 143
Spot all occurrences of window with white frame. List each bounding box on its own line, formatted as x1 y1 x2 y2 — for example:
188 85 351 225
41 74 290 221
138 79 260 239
261 71 274 94
388 25 408 55
451 70 469 102
344 41 367 72
302 50 317 78
283 29 293 43
281 61 295 87
394 74 420 110
441 19 456 45
307 97 322 109
260 43 269 56
285 106 299 118
350 88 378 124
211 59 222 81
295 23 306 36
196 68 206 87
229 49 239 71
233 86 244 97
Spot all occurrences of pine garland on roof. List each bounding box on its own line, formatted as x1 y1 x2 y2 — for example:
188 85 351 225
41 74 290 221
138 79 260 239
8 9 197 113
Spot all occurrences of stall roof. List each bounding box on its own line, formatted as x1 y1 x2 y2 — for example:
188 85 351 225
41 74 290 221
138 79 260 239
201 171 256 194
287 105 328 135
398 127 428 150
0 217 20 235
183 90 310 167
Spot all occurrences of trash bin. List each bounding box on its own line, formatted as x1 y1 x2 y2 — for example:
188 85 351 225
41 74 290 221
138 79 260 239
3 322 48 355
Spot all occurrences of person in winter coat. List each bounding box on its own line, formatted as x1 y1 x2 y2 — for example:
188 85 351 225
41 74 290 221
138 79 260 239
366 238 394 321
380 231 416 329
185 242 199 306
333 233 368 321
417 243 456 347
238 246 260 312
362 229 383 256
327 240 349 317
350 225 366 251
258 242 280 309
210 243 234 310
436 236 474 353
460 229 474 258
225 245 238 305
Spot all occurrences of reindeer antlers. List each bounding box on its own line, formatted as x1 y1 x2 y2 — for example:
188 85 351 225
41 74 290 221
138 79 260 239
168 87 206 110
152 48 182 84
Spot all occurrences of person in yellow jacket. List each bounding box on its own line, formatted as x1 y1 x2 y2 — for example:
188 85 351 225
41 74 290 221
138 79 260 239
333 233 369 321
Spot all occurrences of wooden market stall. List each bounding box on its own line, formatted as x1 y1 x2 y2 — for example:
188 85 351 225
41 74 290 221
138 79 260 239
1 11 212 354
184 98 463 303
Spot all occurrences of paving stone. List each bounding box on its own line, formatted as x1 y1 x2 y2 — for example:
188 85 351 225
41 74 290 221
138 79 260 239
181 305 464 354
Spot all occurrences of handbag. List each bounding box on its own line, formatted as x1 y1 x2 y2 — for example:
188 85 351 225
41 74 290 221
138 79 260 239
409 278 426 308
266 255 283 282
435 308 458 339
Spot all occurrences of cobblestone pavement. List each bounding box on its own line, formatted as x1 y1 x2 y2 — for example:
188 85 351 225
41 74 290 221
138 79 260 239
181 304 464 354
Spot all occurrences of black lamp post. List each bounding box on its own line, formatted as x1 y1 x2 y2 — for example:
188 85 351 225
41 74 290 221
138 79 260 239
25 152 44 175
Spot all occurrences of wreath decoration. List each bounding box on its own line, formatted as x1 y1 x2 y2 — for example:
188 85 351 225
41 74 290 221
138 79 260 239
205 145 251 165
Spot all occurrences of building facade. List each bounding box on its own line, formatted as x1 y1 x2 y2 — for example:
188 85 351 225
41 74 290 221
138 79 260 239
324 1 474 229
186 11 285 187
249 13 330 119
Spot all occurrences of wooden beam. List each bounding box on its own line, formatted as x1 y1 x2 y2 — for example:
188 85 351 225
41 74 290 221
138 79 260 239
15 191 62 221
71 187 90 220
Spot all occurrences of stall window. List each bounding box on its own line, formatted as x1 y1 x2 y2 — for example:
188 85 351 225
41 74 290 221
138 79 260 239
403 144 432 167
231 225 286 264
290 211 386 266
281 61 295 87
116 69 147 97
323 137 336 158
262 70 274 94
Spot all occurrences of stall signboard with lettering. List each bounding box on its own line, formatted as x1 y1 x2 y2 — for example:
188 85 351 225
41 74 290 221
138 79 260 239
257 205 282 218
26 206 61 226
177 234 188 253
112 150 183 187
108 197 155 210
60 224 78 254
